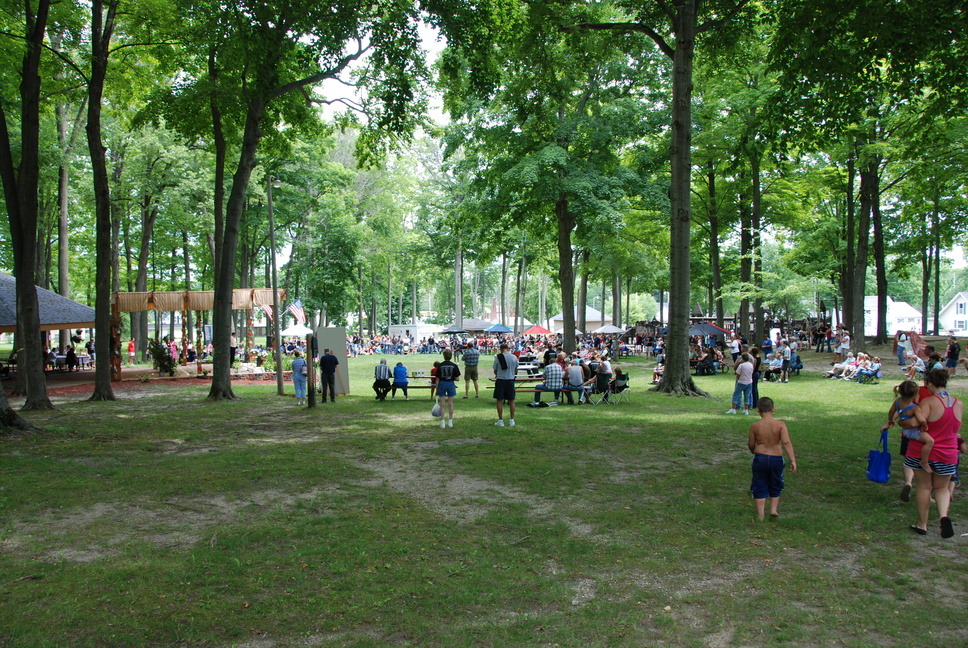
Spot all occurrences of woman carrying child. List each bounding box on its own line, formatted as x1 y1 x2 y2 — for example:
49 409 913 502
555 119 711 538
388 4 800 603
906 370 962 538
883 381 934 503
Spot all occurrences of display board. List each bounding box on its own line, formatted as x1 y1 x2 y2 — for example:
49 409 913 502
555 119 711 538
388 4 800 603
314 326 349 395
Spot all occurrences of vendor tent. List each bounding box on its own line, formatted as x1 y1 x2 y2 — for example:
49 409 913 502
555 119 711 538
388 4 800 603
591 324 626 334
0 272 95 333
688 322 729 336
521 325 551 335
454 318 494 332
281 323 313 336
484 323 513 333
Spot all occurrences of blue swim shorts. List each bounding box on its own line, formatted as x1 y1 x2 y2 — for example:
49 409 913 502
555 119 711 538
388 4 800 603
750 453 785 499
437 381 457 398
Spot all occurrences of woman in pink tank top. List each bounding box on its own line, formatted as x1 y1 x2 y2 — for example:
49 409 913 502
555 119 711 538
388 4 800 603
908 370 962 538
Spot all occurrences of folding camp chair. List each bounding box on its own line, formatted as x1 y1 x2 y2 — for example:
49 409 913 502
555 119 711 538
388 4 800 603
610 375 631 403
589 373 613 405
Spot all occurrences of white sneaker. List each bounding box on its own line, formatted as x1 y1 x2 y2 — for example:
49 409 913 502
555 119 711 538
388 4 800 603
447 419 453 428
743 410 749 415
494 420 505 427
440 419 446 429
726 409 736 414
509 419 515 427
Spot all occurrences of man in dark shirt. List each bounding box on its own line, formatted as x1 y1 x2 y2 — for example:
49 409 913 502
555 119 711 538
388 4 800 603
319 348 339 402
946 336 961 377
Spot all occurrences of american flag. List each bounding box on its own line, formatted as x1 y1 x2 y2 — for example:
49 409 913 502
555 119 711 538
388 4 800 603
261 303 274 321
287 298 306 324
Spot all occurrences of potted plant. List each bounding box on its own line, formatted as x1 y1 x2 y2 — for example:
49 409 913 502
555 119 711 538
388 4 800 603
147 340 178 377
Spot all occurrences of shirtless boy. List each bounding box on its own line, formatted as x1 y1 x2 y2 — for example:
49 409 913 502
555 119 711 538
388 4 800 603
747 397 798 521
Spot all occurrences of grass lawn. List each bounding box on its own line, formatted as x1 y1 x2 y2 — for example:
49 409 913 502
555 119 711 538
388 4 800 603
0 352 965 647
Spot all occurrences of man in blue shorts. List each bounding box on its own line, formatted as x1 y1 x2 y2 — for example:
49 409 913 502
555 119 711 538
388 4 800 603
493 343 519 427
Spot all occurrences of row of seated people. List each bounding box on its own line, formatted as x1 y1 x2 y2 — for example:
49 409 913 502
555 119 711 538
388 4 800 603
531 356 629 405
823 352 883 382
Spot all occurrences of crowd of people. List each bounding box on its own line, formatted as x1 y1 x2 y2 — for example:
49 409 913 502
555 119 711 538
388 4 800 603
345 332 639 359
358 340 631 426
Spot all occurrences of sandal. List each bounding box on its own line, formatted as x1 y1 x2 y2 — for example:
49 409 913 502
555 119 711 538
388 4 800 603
940 517 954 539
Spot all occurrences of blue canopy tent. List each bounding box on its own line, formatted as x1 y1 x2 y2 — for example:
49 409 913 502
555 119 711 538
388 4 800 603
484 323 513 334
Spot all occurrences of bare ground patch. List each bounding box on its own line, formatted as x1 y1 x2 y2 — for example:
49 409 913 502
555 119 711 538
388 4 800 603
351 439 601 539
0 488 331 563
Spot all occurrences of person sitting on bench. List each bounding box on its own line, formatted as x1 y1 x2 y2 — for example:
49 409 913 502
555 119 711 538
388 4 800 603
533 359 564 404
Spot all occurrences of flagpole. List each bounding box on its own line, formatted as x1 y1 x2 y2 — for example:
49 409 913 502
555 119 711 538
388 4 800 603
268 175 285 396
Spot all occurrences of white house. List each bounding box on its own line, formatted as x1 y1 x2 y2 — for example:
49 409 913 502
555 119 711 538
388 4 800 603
549 306 612 334
863 296 923 336
937 291 968 334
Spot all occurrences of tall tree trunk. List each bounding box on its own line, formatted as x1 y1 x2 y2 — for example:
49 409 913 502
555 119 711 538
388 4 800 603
707 162 724 327
387 259 393 330
932 216 941 335
556 196 576 352
208 98 267 400
842 144 857 344
538 275 547 331
750 154 764 342
0 0 54 410
182 230 193 339
738 182 751 336
600 279 606 326
851 158 874 351
209 50 227 274
920 195 936 335
920 240 931 336
514 255 527 334
871 157 888 344
612 272 621 330
454 245 462 328
358 266 365 336
86 0 119 401
500 253 508 326
577 249 589 333
654 1 705 395
135 201 157 359
411 282 417 324
56 105 70 353
625 276 632 328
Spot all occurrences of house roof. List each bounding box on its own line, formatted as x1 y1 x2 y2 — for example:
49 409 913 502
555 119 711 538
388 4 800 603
549 306 611 322
939 291 968 316
0 272 96 333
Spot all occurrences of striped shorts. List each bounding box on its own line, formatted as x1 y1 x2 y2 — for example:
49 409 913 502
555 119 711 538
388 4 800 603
903 456 958 476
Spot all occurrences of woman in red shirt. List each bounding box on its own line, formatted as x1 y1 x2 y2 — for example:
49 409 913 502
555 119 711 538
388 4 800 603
908 370 963 538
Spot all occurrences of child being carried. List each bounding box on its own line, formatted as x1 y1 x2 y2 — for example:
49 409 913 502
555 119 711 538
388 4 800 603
884 380 934 473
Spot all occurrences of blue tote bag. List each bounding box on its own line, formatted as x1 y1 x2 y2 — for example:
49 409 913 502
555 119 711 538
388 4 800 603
866 429 892 484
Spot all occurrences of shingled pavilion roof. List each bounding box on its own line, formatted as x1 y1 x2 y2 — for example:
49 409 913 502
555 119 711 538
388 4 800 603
0 272 96 333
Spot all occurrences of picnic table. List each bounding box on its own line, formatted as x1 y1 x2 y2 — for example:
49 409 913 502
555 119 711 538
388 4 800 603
52 354 92 371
